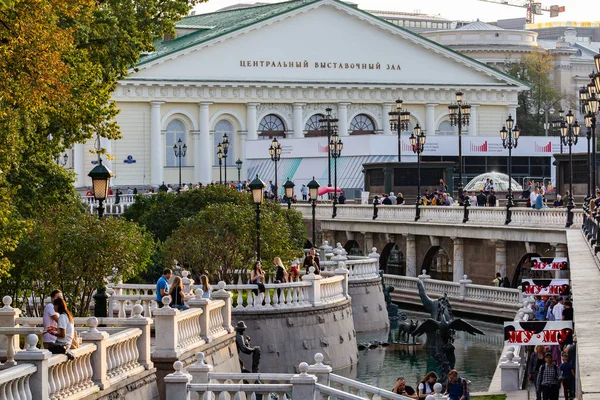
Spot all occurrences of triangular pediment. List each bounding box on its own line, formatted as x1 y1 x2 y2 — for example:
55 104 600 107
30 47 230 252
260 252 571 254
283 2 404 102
132 0 526 89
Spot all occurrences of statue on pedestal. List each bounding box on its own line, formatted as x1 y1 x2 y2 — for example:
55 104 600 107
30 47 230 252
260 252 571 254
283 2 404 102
235 321 261 373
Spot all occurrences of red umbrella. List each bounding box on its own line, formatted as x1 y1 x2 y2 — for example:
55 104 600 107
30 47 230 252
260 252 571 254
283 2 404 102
318 186 342 196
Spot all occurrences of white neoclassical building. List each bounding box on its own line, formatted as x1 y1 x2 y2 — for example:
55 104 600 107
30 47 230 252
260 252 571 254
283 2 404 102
72 0 560 193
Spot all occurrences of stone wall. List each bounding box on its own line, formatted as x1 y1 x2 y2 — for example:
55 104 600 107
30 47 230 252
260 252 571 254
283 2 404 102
348 278 389 332
92 369 158 400
233 299 358 373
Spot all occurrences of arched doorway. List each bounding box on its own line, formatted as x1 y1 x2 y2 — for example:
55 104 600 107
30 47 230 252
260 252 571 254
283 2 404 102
511 253 553 287
344 240 363 256
380 243 405 275
422 246 453 281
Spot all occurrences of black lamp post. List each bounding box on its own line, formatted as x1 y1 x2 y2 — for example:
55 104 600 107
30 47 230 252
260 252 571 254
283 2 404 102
249 175 266 260
329 130 343 218
236 158 243 183
283 178 295 209
173 138 187 190
551 109 565 154
500 115 520 225
222 133 229 185
269 137 282 198
388 99 411 162
307 177 320 246
56 153 68 167
580 86 592 201
410 123 426 221
88 159 113 219
561 110 581 228
448 91 471 202
319 108 338 188
217 143 223 185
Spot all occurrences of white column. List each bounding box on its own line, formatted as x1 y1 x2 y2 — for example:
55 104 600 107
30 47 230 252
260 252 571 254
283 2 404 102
191 130 201 183
247 103 259 141
469 104 479 136
508 104 518 128
338 102 350 137
406 234 417 277
555 243 568 279
150 101 164 186
240 132 248 181
494 240 507 277
293 103 305 139
426 104 437 135
382 103 394 135
199 102 212 184
452 237 464 282
73 142 85 188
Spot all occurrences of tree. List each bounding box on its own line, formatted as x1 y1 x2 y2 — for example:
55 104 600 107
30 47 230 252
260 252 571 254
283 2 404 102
4 204 155 316
504 52 569 136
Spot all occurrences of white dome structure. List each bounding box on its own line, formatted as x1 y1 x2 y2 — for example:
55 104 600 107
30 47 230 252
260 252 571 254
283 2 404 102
464 172 522 192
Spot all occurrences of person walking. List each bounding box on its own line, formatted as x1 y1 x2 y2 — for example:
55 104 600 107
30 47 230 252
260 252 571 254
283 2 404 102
156 268 172 308
559 352 575 400
43 290 63 348
528 345 547 400
300 184 308 201
536 352 560 400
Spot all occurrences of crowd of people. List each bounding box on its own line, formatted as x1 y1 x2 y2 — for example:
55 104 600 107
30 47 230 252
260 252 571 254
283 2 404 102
391 370 470 400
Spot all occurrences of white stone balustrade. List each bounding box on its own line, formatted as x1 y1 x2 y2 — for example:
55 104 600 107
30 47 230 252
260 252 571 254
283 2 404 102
47 342 98 400
0 363 37 400
81 193 156 216
288 203 583 228
153 296 205 359
187 289 229 343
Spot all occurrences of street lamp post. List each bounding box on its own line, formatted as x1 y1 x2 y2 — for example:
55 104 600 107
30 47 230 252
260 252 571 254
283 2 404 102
448 91 471 205
319 108 338 188
56 153 68 167
551 109 565 154
222 133 229 185
329 131 343 218
307 177 320 246
88 158 113 219
236 158 243 183
500 115 520 225
409 123 426 221
283 178 295 210
173 138 187 190
388 100 411 162
561 110 581 228
269 137 282 198
249 175 266 261
217 143 223 185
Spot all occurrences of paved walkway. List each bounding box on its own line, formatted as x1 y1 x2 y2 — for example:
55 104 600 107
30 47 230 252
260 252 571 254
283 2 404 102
566 229 600 400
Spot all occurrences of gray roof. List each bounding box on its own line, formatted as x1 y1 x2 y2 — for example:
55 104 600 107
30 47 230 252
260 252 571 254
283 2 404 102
457 19 504 31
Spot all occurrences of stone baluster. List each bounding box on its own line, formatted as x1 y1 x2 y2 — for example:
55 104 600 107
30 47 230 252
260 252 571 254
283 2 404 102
152 296 179 359
302 267 322 306
129 304 154 369
80 316 111 390
188 289 211 342
188 352 213 384
500 350 521 391
459 274 472 300
165 361 192 400
425 382 447 400
418 269 431 280
291 362 317 399
334 263 350 300
14 334 51 400
0 296 20 364
211 282 234 333
307 353 333 385
181 271 192 295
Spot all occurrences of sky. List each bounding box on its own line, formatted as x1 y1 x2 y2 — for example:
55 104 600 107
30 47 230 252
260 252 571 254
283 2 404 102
193 0 598 24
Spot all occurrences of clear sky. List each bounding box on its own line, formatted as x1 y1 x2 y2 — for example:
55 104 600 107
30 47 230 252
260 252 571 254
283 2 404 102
193 0 597 24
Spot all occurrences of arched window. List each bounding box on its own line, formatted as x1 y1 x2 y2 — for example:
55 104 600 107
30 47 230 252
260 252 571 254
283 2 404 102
350 114 375 135
165 120 187 167
213 120 236 166
305 114 324 138
258 114 285 140
437 121 454 136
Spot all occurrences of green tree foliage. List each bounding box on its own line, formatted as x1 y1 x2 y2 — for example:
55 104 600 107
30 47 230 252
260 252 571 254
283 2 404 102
161 201 306 283
504 52 567 136
4 204 154 316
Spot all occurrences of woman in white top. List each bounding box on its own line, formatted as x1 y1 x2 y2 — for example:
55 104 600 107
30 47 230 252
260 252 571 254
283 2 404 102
200 274 212 299
417 371 438 399
48 298 76 358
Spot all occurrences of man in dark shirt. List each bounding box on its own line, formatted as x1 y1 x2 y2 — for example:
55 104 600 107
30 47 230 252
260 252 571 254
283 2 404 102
338 192 346 204
488 190 497 207
476 190 487 207
562 300 573 321
382 194 392 205
392 377 418 399
303 247 321 275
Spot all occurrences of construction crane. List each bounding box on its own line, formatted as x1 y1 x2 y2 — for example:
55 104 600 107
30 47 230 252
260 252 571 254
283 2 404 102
477 0 565 24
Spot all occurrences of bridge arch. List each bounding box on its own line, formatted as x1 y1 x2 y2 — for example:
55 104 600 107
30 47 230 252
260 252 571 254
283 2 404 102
422 246 452 281
511 252 555 287
380 242 405 275
344 240 363 256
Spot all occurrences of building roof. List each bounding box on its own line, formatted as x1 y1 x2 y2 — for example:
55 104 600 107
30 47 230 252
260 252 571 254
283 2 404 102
139 0 320 65
457 19 504 31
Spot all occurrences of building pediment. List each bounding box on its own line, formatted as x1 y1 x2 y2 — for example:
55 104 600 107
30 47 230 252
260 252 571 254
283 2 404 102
131 0 527 91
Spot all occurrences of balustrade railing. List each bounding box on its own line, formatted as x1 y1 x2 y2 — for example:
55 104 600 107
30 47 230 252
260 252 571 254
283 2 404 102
47 343 98 400
289 203 582 228
0 363 36 400
104 328 145 385
174 307 204 351
227 282 311 310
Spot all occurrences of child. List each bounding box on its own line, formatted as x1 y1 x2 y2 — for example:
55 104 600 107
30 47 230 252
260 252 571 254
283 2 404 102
559 353 575 400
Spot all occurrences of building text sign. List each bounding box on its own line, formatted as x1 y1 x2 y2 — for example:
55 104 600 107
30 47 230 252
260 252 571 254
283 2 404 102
530 257 569 271
504 321 573 345
521 279 570 296
239 60 402 71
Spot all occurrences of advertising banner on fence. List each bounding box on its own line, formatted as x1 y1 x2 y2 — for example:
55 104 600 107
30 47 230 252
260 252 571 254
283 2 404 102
521 279 570 296
530 257 569 271
504 321 573 345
